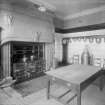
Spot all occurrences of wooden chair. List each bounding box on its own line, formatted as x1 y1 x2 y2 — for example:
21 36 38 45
72 55 79 64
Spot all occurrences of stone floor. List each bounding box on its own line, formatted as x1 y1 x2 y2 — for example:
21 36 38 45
0 76 105 105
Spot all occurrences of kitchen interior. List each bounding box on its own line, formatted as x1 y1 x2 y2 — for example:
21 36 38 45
0 0 105 105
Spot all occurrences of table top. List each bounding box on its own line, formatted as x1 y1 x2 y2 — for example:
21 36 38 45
46 64 101 84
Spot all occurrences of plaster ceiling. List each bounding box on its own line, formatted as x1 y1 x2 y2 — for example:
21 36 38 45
28 0 105 20
1 0 105 20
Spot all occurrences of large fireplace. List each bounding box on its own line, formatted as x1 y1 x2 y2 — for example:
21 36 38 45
11 41 46 83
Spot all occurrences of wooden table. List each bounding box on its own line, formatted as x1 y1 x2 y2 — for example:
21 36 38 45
45 64 104 105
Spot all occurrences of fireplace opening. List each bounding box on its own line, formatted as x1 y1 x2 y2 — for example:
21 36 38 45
11 42 46 83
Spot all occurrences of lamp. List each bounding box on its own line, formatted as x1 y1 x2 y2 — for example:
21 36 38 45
38 5 46 12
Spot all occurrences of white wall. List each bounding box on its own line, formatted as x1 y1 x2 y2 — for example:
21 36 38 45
63 29 105 66
68 38 105 62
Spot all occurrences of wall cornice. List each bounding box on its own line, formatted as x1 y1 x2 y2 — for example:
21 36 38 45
55 23 105 33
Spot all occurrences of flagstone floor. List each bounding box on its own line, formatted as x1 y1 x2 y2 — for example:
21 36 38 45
0 76 105 105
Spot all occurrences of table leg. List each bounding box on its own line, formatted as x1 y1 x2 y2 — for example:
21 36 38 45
47 80 51 99
99 75 103 91
77 86 81 105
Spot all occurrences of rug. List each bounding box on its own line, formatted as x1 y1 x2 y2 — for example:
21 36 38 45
13 75 47 97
